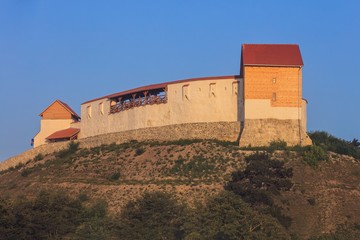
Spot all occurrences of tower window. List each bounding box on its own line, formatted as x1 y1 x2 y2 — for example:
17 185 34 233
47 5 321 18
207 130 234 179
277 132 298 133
272 92 277 101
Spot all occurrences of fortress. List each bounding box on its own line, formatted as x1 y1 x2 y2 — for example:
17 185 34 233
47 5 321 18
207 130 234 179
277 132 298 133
33 44 311 149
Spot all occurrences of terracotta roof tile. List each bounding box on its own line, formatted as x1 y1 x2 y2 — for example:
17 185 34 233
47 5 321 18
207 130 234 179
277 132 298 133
241 44 303 67
46 128 80 140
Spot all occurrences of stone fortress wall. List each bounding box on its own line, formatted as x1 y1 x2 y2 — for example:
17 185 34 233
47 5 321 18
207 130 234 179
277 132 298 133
0 44 313 171
0 122 240 171
80 76 242 139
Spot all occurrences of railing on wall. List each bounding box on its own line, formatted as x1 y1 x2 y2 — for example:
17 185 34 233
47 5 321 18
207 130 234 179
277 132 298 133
110 88 167 114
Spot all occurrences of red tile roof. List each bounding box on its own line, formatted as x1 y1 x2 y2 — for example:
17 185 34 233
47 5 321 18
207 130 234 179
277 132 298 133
241 44 303 67
82 75 238 104
46 128 80 140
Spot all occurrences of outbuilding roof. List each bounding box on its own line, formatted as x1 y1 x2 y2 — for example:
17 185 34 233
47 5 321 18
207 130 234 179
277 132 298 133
241 44 303 67
46 128 80 140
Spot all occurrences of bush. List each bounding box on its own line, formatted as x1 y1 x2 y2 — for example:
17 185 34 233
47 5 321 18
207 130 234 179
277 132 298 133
33 153 44 162
225 152 293 228
21 168 32 177
135 148 145 156
184 192 290 239
302 145 328 167
56 141 79 159
116 191 186 239
108 172 120 181
309 131 360 159
308 197 316 206
269 139 287 152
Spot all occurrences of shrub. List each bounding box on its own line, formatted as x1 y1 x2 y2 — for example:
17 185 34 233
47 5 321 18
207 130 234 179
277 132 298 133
56 141 80 159
33 153 44 162
225 152 293 228
116 191 186 239
308 197 316 206
308 131 360 159
302 145 328 167
184 192 290 239
109 172 120 181
14 162 24 170
135 148 145 156
269 139 287 152
78 193 89 202
21 168 32 177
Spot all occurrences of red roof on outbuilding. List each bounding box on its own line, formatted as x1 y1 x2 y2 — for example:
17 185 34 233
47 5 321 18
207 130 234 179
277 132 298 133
46 128 80 140
241 44 303 67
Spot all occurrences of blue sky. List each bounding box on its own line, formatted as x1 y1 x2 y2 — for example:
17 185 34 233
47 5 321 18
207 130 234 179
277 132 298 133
0 1 359 161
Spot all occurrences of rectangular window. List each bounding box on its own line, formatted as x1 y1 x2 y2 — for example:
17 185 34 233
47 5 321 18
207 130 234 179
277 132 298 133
272 92 277 101
87 105 92 118
182 85 189 100
99 102 104 115
209 83 216 97
232 81 239 96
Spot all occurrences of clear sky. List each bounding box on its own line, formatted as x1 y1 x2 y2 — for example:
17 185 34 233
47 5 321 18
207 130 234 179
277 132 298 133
0 1 359 161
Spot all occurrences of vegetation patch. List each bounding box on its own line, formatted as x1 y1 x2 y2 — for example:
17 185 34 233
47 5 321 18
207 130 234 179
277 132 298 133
302 145 328 167
225 152 293 228
309 131 360 160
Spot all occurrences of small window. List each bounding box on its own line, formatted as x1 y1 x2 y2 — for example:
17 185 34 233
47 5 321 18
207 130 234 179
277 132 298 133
232 81 239 96
209 83 216 97
99 102 104 115
272 92 277 101
272 78 277 84
87 105 92 118
182 85 189 100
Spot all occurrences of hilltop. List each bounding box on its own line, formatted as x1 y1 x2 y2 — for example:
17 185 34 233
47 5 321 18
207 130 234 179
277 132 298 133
0 135 359 239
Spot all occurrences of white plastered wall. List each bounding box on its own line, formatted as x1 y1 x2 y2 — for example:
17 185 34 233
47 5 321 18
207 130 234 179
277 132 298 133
34 119 74 147
80 77 242 138
244 99 300 120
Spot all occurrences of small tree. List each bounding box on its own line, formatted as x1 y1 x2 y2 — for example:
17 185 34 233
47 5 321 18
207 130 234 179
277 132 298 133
116 191 186 240
225 152 293 228
183 192 290 239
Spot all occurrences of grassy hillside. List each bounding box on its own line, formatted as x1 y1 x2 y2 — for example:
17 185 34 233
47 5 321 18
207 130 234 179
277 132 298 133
0 134 359 239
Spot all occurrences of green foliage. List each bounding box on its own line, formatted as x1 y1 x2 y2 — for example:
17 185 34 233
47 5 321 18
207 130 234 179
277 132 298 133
0 190 83 239
14 162 24 170
183 192 290 240
56 141 80 159
302 145 328 167
269 139 288 152
33 153 44 162
0 190 113 240
168 155 216 178
307 197 316 206
75 200 113 239
309 131 360 159
225 152 293 228
20 168 32 177
108 171 120 181
135 147 145 156
116 191 186 240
